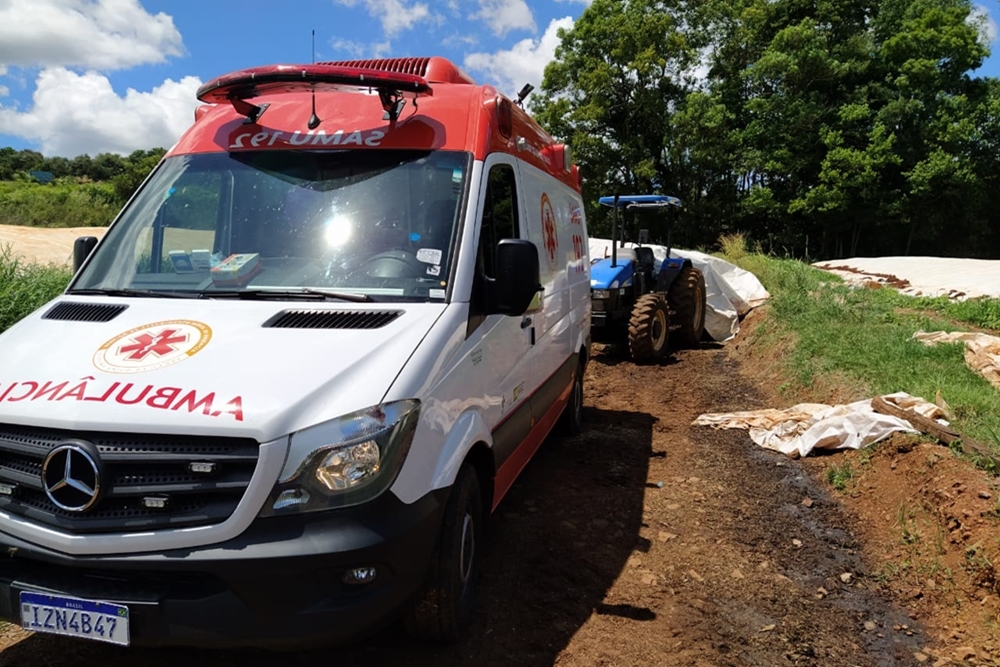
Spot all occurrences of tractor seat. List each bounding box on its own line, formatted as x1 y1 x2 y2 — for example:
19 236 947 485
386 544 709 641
634 246 656 269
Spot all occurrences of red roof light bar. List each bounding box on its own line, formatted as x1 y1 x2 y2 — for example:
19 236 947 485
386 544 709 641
195 64 433 123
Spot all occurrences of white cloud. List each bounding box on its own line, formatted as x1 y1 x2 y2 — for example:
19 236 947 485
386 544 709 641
465 17 574 98
330 38 393 59
0 0 183 71
970 4 998 46
472 0 536 37
555 0 592 4
331 39 368 58
0 68 202 156
0 65 6 97
334 0 432 37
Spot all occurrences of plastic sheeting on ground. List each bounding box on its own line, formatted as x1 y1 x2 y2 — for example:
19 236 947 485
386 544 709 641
692 392 947 458
813 256 1000 300
588 239 770 342
913 331 1000 390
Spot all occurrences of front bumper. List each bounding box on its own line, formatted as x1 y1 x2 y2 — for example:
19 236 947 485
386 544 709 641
0 488 448 649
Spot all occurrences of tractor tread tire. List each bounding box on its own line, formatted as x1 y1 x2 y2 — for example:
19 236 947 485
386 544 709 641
628 293 669 363
668 266 706 347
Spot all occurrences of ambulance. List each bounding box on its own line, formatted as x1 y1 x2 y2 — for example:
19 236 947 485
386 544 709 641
0 57 590 647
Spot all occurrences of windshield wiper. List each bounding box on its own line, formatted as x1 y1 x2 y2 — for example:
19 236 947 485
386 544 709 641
66 288 202 299
199 288 373 303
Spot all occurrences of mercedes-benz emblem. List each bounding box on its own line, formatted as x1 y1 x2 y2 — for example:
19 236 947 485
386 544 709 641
41 441 103 512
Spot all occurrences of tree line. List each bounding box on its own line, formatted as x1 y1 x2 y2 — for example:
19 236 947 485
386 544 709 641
0 147 166 208
533 0 1000 259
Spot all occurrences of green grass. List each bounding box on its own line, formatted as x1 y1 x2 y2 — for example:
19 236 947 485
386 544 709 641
908 295 1000 331
718 233 1000 455
0 245 73 332
826 462 855 490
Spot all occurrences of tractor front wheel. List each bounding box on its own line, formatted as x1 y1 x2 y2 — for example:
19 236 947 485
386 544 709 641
628 294 669 363
668 265 706 347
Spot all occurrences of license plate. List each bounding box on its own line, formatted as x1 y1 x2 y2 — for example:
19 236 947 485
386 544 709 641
19 591 130 646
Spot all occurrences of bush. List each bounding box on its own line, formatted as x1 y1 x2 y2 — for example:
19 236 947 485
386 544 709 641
0 181 119 228
0 245 72 333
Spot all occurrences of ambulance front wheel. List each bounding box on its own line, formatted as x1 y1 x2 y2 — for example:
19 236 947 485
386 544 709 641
404 463 483 641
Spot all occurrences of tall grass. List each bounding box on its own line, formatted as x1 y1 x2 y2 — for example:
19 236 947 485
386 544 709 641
0 181 118 228
717 233 1000 452
0 245 72 332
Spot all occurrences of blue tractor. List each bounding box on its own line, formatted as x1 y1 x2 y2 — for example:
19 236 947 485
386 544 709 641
590 195 707 362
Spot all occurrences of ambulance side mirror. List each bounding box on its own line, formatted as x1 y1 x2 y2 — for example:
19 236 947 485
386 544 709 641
73 236 99 273
491 239 542 316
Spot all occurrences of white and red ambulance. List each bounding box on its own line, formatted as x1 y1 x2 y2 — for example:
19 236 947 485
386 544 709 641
0 57 590 647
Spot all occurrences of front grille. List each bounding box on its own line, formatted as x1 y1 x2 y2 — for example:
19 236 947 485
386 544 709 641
0 424 259 534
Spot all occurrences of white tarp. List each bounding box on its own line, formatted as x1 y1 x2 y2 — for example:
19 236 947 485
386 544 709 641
913 330 1000 390
813 256 1000 300
588 239 770 342
692 392 947 458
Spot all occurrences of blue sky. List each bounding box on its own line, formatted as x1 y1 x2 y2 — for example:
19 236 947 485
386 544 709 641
0 0 997 158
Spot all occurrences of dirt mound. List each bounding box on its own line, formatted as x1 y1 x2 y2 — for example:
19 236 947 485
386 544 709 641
803 437 1000 663
0 225 107 266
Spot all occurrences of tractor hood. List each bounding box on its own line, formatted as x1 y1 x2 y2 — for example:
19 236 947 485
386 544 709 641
0 298 446 443
590 257 635 290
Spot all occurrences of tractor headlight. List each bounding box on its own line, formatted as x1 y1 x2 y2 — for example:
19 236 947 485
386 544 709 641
259 400 420 516
592 289 611 299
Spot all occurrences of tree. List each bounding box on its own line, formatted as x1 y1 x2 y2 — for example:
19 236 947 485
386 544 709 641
531 0 709 239
531 0 1000 258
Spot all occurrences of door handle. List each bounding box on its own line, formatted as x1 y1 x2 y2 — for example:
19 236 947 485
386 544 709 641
520 316 532 329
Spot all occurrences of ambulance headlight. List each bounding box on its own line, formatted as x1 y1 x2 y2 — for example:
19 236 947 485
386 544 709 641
260 400 420 516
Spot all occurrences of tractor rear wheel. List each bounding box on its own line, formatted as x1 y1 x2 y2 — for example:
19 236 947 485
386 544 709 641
668 265 706 347
628 294 669 362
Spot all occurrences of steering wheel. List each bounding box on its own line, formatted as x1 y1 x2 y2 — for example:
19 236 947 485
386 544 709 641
356 249 425 280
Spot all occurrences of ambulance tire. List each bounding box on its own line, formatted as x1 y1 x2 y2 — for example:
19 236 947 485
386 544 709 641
668 266 706 347
404 463 483 642
557 358 585 436
628 294 669 363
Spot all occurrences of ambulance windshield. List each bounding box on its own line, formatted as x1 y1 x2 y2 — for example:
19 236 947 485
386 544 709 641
71 150 471 302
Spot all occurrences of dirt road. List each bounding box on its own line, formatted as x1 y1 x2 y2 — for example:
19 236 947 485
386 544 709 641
0 343 926 666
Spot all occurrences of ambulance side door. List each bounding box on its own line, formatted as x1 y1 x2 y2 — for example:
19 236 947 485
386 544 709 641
466 155 538 467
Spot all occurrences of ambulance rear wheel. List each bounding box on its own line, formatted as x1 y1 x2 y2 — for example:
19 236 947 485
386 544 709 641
558 358 585 436
404 463 482 642
668 266 706 347
628 294 669 363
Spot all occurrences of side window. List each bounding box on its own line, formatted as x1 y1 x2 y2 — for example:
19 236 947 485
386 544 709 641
479 164 520 279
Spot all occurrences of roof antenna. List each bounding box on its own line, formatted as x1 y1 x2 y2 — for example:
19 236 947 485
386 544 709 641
308 29 321 129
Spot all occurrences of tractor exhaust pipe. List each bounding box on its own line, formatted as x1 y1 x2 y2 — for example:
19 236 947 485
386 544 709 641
611 193 619 268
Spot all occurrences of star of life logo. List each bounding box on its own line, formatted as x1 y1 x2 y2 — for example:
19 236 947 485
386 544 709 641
94 320 213 374
541 193 558 271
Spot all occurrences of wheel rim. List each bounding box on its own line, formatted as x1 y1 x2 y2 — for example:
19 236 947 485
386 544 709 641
459 512 475 585
651 309 667 349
